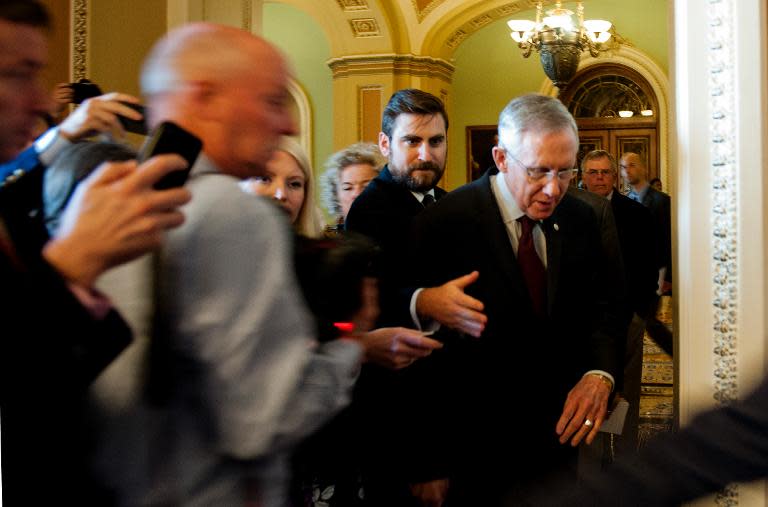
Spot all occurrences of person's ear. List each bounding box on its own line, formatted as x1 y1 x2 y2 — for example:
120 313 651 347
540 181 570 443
492 146 508 173
378 132 391 157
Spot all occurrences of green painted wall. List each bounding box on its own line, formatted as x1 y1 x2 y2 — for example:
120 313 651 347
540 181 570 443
263 3 332 181
448 0 669 190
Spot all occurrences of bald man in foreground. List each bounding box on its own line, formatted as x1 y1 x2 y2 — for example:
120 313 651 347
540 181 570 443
128 24 362 506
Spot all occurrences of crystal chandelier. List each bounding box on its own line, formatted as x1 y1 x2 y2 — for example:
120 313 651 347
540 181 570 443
507 2 613 90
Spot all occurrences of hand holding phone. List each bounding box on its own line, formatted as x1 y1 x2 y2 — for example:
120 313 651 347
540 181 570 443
138 121 203 190
118 102 148 136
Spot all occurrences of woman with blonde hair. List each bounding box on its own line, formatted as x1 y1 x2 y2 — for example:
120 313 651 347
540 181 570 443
241 136 324 237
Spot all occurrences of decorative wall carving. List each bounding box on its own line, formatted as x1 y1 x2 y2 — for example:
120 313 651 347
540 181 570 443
443 1 562 51
336 0 369 11
242 0 252 31
412 0 444 22
708 0 738 504
72 0 88 80
445 29 468 49
349 18 381 37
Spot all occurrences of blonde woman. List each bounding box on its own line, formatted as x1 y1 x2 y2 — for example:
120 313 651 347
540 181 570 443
241 136 324 237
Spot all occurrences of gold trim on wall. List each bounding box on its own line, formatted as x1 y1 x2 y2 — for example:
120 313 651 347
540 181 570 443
327 54 455 83
242 0 252 31
72 0 88 80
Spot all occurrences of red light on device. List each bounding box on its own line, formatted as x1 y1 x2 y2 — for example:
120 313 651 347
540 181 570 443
333 322 355 333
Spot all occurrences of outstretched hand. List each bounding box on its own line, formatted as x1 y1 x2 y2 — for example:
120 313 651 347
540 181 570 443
416 271 487 337
359 327 443 369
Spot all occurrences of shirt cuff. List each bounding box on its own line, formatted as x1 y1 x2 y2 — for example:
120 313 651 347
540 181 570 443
410 287 440 333
67 282 113 320
35 127 74 166
583 370 615 392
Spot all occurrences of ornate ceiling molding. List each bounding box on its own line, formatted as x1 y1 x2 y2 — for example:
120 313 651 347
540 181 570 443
327 53 455 82
412 0 445 22
442 1 560 50
349 18 381 37
335 0 370 11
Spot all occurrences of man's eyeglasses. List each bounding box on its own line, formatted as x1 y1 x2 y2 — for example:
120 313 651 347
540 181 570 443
505 150 577 182
584 169 613 177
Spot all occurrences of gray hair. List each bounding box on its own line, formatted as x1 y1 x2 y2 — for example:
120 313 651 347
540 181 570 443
320 142 384 218
580 149 617 174
497 94 578 155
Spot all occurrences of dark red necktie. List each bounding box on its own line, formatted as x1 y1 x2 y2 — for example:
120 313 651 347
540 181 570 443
517 216 546 318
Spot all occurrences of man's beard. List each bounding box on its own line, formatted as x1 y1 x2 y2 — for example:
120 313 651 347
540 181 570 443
390 160 445 193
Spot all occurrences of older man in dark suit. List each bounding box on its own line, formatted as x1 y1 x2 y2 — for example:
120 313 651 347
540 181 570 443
409 94 623 505
582 149 659 454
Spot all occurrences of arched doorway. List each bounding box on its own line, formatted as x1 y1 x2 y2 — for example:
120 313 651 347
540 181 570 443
560 64 660 193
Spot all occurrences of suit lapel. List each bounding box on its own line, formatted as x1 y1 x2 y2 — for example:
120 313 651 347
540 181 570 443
543 213 563 314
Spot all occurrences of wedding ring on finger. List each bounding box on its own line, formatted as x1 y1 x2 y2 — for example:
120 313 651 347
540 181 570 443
584 419 593 427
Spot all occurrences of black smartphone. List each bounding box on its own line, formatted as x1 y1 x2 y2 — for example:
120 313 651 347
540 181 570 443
118 102 148 136
138 121 202 190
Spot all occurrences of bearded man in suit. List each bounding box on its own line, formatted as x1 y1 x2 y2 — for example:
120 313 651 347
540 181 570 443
409 94 623 505
345 88 487 506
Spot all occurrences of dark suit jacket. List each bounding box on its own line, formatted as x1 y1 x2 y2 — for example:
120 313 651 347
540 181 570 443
611 192 659 318
641 186 672 280
407 169 623 501
0 169 132 505
345 165 446 326
343 166 447 502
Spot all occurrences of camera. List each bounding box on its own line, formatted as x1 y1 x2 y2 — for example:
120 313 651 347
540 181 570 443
68 78 103 104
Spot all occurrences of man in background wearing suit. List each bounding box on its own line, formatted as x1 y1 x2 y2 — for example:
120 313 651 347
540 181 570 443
410 94 623 505
345 89 487 506
582 149 659 454
621 151 673 355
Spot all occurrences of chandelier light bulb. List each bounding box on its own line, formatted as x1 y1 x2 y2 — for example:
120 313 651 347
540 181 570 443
583 19 612 43
508 19 536 42
618 110 634 118
640 109 654 116
543 13 574 31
